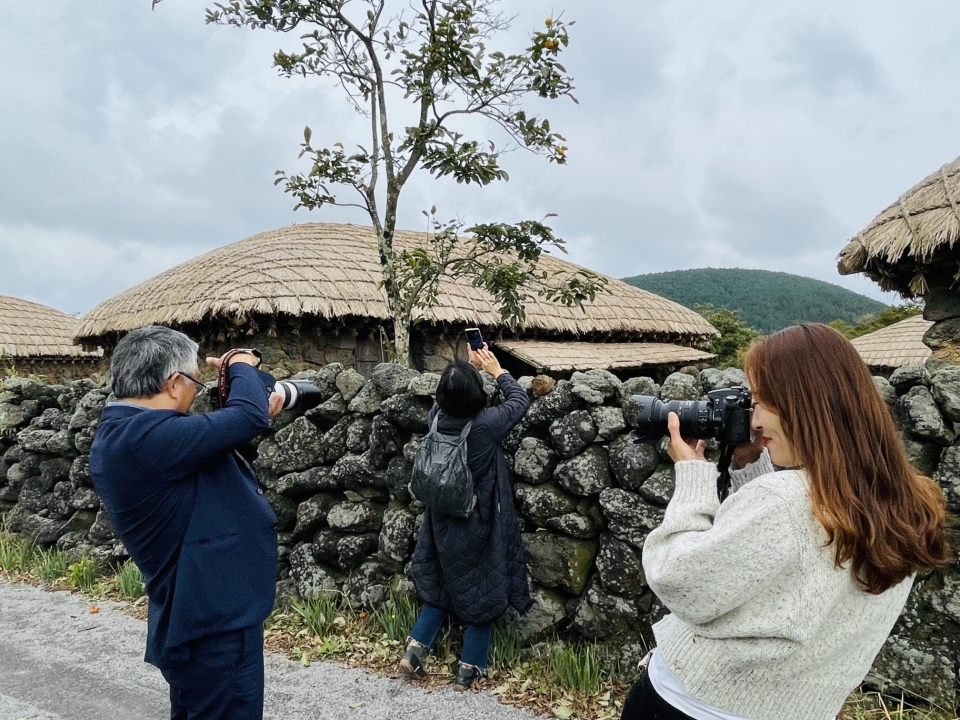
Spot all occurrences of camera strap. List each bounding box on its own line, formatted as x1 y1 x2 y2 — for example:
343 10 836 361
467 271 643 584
215 348 262 408
717 443 735 502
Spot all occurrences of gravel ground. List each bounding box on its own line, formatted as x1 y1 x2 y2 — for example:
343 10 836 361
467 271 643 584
0 580 538 720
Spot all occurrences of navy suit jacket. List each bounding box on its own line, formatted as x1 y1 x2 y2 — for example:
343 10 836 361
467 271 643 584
90 363 278 667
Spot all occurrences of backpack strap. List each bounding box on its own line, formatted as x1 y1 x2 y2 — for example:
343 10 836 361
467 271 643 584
429 414 440 434
459 420 473 439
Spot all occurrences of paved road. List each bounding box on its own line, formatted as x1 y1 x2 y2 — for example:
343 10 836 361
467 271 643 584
0 580 536 720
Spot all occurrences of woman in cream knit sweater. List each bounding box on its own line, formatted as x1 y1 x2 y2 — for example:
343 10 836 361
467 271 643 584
622 324 948 720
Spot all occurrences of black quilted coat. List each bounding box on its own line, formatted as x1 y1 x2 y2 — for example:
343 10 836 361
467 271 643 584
410 373 533 626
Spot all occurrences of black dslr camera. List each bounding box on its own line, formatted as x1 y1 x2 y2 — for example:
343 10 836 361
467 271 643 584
629 386 753 499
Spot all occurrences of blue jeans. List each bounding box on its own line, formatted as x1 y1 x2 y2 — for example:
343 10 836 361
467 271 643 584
409 605 492 670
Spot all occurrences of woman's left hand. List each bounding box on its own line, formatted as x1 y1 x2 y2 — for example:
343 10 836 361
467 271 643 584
667 412 706 462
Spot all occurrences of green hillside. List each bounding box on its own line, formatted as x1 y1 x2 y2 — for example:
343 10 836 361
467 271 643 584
622 268 889 334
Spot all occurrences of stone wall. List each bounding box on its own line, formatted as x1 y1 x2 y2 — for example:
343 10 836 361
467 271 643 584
2 362 960 707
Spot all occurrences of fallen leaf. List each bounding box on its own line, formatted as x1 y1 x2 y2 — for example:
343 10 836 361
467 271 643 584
553 704 574 720
349 701 363 709
89 606 100 614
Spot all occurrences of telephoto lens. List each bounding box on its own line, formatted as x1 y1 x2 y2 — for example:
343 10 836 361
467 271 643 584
273 380 325 413
627 386 753 446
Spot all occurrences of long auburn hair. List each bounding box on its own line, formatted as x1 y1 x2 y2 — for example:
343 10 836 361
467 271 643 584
743 323 948 594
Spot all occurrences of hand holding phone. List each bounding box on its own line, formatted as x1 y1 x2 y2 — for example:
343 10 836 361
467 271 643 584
465 328 484 351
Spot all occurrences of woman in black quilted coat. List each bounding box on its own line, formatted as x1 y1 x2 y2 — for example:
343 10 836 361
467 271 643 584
402 345 532 690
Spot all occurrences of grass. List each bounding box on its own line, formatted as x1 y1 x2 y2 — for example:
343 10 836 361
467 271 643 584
291 593 348 638
33 547 69 583
370 591 418 643
0 532 32 573
550 643 605 697
489 616 523 671
115 560 145 600
68 557 99 592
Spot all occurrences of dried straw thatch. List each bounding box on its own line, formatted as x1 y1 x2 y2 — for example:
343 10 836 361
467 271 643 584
494 340 715 374
838 154 960 295
0 295 99 359
850 315 933 370
75 223 717 345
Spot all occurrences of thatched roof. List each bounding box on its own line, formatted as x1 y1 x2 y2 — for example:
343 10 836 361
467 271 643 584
838 154 960 295
494 340 715 374
75 223 717 345
850 315 933 370
0 295 100 359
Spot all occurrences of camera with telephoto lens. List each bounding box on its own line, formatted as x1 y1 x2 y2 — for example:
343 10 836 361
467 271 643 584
629 386 754 446
271 379 325 414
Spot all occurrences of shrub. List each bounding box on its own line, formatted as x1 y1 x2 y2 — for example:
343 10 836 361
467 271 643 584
68 557 99 592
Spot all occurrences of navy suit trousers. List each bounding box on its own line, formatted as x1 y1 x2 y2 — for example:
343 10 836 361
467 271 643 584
160 625 264 720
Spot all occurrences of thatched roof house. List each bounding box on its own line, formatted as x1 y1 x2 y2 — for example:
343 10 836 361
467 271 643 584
76 223 717 376
837 154 960 362
0 295 103 381
850 315 933 373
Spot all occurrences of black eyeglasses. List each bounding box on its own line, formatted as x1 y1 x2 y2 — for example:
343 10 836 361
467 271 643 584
170 371 206 391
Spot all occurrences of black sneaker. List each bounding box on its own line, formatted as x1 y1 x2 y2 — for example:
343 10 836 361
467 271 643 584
454 664 483 691
400 644 426 680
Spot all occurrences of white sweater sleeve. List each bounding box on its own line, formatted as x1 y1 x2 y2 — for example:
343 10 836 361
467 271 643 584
728 448 775 494
642 459 802 626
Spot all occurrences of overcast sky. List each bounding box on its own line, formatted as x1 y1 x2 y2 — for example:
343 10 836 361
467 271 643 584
3 0 960 316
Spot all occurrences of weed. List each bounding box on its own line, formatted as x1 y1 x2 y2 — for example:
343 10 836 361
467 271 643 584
550 642 605 697
0 533 33 574
115 559 144 599
33 547 69 583
370 591 418 642
292 593 344 637
68 557 99 592
490 616 523 671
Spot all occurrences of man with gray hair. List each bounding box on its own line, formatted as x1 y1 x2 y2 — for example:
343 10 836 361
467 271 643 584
90 325 282 720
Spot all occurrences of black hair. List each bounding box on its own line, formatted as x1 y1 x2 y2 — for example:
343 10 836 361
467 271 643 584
436 359 487 418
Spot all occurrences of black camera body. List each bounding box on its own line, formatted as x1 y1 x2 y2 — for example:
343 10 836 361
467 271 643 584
212 378 325 414
629 386 753 446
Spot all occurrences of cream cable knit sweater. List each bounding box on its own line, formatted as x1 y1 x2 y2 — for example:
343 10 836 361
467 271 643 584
642 451 912 720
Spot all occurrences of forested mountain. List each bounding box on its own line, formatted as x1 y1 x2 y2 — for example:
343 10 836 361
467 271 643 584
622 268 889 333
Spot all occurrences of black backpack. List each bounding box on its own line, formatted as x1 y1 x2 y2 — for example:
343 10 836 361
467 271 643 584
410 414 476 518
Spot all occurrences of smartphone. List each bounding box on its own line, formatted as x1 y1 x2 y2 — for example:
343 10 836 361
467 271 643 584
465 328 484 351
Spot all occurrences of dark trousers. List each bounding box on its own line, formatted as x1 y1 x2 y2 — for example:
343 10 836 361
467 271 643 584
160 625 265 720
621 669 696 720
409 604 492 669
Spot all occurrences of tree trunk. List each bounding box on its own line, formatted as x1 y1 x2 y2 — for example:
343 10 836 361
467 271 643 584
393 313 412 368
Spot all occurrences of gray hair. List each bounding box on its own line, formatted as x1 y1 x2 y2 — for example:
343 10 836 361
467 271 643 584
109 325 200 399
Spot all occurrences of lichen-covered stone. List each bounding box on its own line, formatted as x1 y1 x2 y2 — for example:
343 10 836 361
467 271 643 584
526 381 582 426
699 367 748 394
292 493 346 539
346 417 373 454
514 483 578 526
522 532 597 594
549 410 598 458
934 445 960 512
659 372 700 402
20 514 68 545
70 486 101 511
289 544 339 601
380 393 431 432
0 403 26 429
266 467 338 497
531 375 556 398
327 501 384 532
305 393 347 426
516 585 568 641
895 386 955 445
599 488 665 549
68 389 108 430
320 416 352 461
329 453 388 489
873 376 897 406
378 505 416 564
930 365 960 423
265 491 297 531
337 533 379 569
17 428 55 452
272 417 325 473
608 432 659 491
408 373 440 397
554 446 611 496
869 633 955 711
47 481 73 519
87 509 117 544
545 512 598 539
570 369 622 405
571 579 639 639
45 429 77 456
890 363 931 394
596 534 646 597
69 456 91 488
336 368 366 402
40 458 71 486
367 416 399 469
371 364 421 397
513 436 556 484
901 436 942 477
591 406 627 442
620 376 659 405
638 465 675 506
347 383 383 415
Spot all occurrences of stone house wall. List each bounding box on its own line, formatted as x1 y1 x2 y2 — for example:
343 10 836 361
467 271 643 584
1 361 959 707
